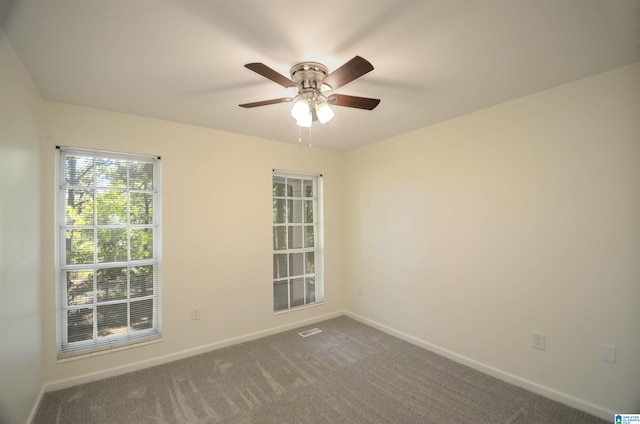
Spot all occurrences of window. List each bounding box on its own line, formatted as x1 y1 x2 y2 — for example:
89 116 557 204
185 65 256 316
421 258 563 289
56 147 161 358
272 170 323 311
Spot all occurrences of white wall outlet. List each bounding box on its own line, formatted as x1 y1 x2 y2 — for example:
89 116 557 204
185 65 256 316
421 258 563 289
191 306 201 320
601 344 616 363
532 331 545 350
357 287 363 297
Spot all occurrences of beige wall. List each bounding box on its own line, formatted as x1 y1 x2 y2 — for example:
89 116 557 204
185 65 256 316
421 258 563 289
343 63 640 416
40 102 346 385
0 29 43 424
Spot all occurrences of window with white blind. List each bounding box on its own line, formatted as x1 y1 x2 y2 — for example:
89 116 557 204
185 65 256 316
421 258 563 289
56 147 161 358
272 170 323 311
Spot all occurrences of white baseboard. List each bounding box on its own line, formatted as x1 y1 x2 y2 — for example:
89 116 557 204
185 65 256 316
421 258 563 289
344 311 614 421
27 384 46 424
43 310 345 393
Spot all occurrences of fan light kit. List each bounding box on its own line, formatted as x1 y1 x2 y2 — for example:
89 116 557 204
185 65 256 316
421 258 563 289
240 56 380 128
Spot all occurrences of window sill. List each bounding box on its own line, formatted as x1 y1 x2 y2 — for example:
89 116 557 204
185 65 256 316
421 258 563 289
273 301 325 316
57 337 162 363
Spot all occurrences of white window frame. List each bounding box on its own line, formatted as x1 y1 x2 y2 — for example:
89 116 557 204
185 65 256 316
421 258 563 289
55 146 162 358
272 170 324 312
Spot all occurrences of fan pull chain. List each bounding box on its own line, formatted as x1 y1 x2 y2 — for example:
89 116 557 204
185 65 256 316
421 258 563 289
296 125 312 148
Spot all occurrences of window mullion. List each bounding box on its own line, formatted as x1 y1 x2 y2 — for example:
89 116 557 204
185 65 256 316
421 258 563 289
286 176 291 312
92 157 99 342
287 275 291 309
303 275 307 306
126 160 132 336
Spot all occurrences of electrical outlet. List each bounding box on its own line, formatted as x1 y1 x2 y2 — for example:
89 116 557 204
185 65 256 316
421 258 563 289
191 306 201 320
601 344 616 363
357 287 363 297
532 332 545 350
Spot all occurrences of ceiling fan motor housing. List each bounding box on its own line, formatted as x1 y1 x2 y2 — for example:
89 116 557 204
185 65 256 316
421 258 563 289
290 62 329 90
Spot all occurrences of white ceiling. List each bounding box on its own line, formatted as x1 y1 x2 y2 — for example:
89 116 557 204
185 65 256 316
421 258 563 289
1 0 638 151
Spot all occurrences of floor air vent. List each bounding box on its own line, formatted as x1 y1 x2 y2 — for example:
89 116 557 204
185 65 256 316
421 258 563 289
298 328 322 337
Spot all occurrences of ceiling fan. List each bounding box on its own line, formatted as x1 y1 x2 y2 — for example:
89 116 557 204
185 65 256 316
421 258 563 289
239 56 380 127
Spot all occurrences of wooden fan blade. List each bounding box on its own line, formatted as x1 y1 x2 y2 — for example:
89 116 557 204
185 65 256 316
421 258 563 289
320 56 374 90
239 97 293 108
327 94 380 110
244 63 300 89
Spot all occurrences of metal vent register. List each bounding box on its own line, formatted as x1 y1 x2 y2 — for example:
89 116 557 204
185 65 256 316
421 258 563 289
298 328 322 337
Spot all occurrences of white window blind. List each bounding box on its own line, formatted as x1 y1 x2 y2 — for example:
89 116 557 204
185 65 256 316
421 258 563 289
272 170 323 311
56 147 161 358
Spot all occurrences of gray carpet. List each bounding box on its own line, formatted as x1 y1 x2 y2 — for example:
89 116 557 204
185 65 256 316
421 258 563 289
34 316 607 423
